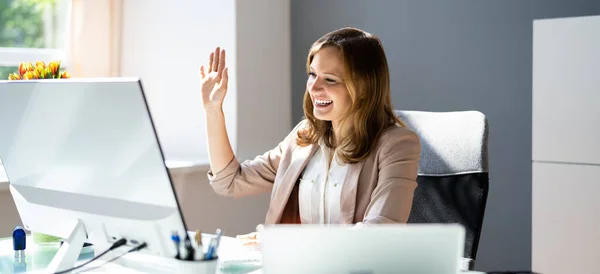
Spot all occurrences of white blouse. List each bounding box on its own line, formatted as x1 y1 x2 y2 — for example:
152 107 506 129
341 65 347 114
298 140 349 224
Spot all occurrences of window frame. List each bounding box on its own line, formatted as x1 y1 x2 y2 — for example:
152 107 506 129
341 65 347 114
0 47 67 67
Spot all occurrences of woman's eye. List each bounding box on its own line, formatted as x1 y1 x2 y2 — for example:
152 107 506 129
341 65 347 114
308 72 316 77
326 78 336 84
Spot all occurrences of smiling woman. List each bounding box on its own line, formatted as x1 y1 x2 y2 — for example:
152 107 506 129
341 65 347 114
205 28 421 245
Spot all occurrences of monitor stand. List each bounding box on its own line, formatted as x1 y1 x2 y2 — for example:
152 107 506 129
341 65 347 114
46 219 86 273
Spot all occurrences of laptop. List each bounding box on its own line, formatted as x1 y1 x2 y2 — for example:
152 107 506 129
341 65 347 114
259 224 466 274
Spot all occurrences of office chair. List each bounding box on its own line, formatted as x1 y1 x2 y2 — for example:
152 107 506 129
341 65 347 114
395 110 489 270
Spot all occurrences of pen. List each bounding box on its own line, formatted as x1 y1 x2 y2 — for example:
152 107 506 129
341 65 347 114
183 234 195 261
171 231 181 259
194 230 202 247
213 229 223 257
204 237 217 260
204 228 223 260
194 230 204 261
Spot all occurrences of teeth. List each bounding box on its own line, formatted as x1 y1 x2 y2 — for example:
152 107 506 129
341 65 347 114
315 99 333 105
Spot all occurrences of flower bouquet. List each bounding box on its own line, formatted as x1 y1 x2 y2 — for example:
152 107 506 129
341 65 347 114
8 60 69 245
7 60 70 80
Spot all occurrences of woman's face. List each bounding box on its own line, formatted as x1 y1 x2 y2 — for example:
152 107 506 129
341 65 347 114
306 46 353 128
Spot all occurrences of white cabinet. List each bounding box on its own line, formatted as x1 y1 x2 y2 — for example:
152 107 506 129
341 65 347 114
532 162 600 273
532 15 600 274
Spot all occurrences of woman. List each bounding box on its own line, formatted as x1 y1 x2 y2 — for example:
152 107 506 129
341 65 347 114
199 27 420 242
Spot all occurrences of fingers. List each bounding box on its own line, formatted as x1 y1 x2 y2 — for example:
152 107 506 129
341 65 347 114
212 47 220 72
208 52 214 72
219 67 229 89
241 240 260 246
205 47 225 79
199 66 205 79
217 49 226 78
236 231 257 240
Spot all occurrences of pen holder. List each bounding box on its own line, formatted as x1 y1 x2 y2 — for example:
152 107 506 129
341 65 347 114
172 256 219 274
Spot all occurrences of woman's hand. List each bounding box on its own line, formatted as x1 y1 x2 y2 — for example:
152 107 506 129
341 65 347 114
236 224 264 249
236 231 260 248
200 47 229 111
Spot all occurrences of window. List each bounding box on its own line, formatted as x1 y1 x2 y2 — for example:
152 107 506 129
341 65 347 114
0 0 70 79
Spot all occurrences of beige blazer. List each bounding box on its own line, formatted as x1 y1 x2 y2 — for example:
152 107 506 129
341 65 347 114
207 120 421 225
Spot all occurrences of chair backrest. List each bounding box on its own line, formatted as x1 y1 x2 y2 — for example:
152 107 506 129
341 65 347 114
395 110 489 263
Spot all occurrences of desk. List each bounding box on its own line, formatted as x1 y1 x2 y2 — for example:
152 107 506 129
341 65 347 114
0 234 262 274
0 235 487 274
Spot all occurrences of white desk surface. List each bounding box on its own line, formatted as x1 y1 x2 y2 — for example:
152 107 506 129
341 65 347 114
0 234 487 274
0 234 262 274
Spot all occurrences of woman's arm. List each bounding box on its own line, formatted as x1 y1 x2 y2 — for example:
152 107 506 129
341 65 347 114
361 129 421 224
207 120 306 198
200 46 280 198
200 47 234 173
205 108 234 177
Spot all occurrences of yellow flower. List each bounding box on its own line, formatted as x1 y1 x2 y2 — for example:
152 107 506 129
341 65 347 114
13 60 69 80
47 61 60 77
36 65 47 79
22 71 34 80
8 73 21 80
22 71 40 80
19 62 34 76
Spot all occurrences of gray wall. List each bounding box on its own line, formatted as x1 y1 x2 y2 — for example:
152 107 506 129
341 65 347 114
291 1 600 272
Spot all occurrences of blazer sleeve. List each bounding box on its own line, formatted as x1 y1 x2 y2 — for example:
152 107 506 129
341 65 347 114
207 120 306 198
361 129 421 224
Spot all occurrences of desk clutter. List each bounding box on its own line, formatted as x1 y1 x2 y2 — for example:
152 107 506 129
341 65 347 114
171 229 223 262
1 227 227 274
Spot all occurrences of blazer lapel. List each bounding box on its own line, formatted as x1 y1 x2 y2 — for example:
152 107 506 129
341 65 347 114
267 143 317 224
340 160 365 224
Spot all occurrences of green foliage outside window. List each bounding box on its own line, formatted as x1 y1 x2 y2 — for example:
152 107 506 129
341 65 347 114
0 0 61 79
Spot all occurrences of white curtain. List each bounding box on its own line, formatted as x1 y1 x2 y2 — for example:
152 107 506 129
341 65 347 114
66 0 123 77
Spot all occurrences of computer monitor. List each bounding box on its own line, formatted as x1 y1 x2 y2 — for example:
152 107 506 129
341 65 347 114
0 78 188 272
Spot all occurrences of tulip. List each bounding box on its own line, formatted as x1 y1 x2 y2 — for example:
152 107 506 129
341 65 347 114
22 71 34 80
35 61 46 68
60 71 70 79
48 61 60 78
36 65 46 79
8 73 21 80
22 71 40 80
18 62 34 76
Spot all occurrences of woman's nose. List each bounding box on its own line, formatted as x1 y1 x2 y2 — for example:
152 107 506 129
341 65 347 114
309 78 323 92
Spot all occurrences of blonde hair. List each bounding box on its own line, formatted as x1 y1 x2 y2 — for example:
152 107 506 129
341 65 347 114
296 27 405 164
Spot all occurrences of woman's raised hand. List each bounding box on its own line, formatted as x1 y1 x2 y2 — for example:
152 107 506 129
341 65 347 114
200 47 229 110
